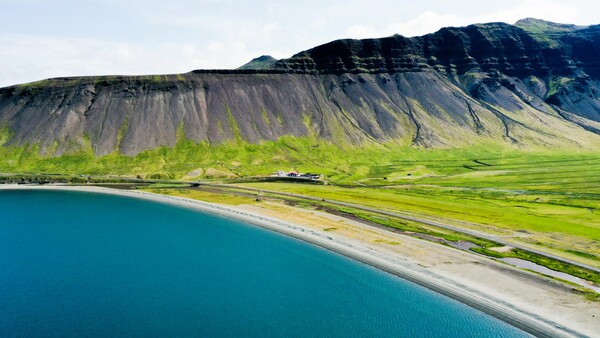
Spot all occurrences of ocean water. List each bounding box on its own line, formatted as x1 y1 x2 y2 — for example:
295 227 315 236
0 190 527 337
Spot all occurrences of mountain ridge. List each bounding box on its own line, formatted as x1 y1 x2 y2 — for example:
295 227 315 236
1 18 599 158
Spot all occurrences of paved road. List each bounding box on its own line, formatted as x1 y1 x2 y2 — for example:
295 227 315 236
198 182 600 275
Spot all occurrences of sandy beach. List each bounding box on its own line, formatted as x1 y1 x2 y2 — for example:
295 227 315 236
1 184 598 337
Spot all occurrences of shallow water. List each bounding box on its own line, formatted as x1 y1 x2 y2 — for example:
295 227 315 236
501 257 600 293
0 190 527 337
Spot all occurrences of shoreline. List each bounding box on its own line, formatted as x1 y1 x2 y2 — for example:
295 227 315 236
1 184 596 337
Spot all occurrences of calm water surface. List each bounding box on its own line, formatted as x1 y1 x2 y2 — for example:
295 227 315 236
0 190 527 337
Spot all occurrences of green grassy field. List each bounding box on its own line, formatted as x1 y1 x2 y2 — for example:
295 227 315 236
233 150 600 268
2 127 597 185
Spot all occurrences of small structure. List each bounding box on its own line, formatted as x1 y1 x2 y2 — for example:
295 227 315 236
272 170 288 177
271 169 322 181
299 172 321 180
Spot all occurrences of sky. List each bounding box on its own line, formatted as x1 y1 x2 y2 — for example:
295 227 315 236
1 0 598 87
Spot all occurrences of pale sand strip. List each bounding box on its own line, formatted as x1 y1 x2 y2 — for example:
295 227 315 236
1 185 598 337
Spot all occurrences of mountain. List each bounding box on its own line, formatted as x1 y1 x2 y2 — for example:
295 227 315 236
238 55 279 70
1 18 600 159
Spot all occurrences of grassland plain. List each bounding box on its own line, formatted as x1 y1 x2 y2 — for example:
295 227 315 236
238 152 600 270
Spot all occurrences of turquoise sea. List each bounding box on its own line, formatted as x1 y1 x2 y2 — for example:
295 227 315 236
0 190 527 337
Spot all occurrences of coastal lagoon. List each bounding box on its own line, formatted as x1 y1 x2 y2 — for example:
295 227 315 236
0 190 527 337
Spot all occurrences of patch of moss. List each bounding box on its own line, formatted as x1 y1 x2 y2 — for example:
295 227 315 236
577 289 600 302
0 124 11 147
275 112 284 125
547 77 572 98
116 116 130 150
261 108 271 126
176 121 187 143
217 118 225 134
566 249 599 261
226 105 242 143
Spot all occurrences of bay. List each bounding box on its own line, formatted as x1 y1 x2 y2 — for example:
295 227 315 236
0 190 527 337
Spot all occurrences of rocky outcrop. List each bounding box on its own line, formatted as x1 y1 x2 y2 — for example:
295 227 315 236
1 19 599 156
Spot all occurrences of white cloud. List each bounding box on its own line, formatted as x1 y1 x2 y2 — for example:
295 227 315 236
0 0 596 88
344 11 468 38
345 25 379 39
0 34 262 87
473 0 579 25
386 11 464 37
345 0 582 38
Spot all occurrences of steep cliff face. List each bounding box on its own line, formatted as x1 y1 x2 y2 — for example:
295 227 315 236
274 19 600 126
1 19 599 157
275 19 600 80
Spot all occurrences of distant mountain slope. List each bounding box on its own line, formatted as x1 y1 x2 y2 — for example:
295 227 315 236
1 19 600 157
238 55 279 70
